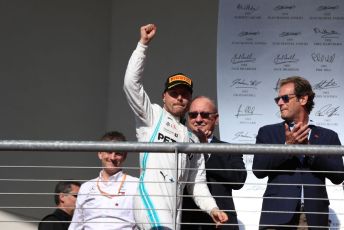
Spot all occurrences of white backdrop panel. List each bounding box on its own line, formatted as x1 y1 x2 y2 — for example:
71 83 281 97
217 1 344 229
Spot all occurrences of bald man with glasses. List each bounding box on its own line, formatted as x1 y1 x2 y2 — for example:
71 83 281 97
182 96 247 230
253 76 344 229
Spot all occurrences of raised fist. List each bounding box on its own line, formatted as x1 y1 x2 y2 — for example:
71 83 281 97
140 24 157 45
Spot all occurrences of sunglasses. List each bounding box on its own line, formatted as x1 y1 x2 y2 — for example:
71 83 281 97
274 94 296 104
67 193 78 198
188 112 217 119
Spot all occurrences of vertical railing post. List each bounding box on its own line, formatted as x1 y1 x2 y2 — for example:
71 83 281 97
173 147 179 230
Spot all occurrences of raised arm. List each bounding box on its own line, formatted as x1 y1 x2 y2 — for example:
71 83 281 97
123 24 158 125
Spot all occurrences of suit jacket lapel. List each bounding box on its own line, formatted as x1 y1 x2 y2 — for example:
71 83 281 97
277 122 286 144
206 136 220 163
309 125 319 144
211 136 220 143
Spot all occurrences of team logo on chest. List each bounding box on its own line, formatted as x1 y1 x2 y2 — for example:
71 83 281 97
166 121 177 130
158 133 177 142
164 120 179 138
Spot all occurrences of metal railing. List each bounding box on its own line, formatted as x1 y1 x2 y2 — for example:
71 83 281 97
0 140 343 230
1 140 344 154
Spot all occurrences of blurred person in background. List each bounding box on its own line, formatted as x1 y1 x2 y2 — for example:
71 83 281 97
39 180 81 230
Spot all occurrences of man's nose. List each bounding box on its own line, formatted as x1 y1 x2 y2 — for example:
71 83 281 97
195 114 203 122
277 98 285 106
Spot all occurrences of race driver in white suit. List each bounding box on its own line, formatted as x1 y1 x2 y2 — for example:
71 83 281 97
123 24 228 230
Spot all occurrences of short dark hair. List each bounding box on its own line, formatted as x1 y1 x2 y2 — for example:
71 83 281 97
54 181 81 205
279 76 315 114
100 131 126 142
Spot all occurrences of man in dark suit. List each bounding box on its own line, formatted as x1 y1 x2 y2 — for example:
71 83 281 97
181 96 247 229
39 181 81 230
253 76 344 229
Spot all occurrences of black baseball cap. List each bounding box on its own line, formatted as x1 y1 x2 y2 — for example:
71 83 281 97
164 73 193 93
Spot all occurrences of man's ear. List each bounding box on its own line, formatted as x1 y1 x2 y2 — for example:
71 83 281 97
299 95 308 106
98 152 103 160
214 114 219 126
162 92 166 103
59 193 65 204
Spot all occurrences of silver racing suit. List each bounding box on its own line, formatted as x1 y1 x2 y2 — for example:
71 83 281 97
123 42 218 230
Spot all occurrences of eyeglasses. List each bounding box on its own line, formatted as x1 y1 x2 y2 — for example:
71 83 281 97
188 112 217 119
274 94 296 104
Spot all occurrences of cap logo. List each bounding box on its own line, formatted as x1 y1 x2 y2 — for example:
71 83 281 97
169 75 192 85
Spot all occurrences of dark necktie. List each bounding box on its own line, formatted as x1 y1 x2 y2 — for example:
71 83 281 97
203 153 210 162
